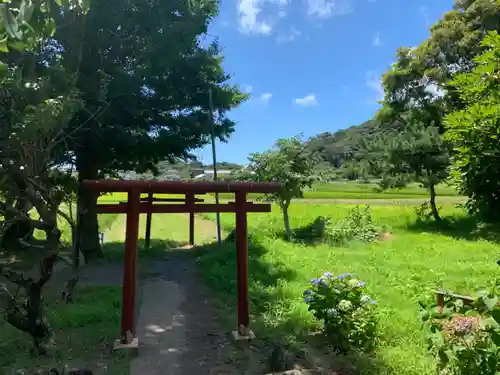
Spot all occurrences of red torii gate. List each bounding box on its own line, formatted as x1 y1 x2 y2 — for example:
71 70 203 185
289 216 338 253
82 179 280 349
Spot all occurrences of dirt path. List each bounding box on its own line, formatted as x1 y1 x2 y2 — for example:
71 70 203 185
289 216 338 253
131 252 263 375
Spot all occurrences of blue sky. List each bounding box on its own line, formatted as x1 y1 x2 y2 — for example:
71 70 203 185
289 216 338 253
197 0 454 165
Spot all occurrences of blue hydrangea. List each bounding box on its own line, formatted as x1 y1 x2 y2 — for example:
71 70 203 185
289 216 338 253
304 296 314 304
303 290 312 296
311 278 321 285
335 273 354 280
359 281 366 287
323 272 333 278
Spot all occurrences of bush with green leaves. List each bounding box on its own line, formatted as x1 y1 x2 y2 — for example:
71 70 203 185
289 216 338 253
304 272 377 353
414 200 443 223
444 31 500 222
325 205 380 245
419 280 500 375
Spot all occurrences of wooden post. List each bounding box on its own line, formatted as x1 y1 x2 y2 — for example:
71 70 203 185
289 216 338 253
235 191 250 336
187 193 195 246
144 192 153 249
436 291 445 313
120 188 141 344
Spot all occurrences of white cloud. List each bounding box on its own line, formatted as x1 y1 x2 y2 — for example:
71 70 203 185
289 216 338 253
372 34 382 47
294 94 318 106
365 71 384 101
260 92 273 102
238 0 272 34
307 0 353 19
237 0 289 35
277 27 301 43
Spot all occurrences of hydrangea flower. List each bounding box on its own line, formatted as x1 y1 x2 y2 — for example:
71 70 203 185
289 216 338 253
338 300 353 312
326 308 338 317
348 279 361 288
336 273 354 280
360 295 372 304
323 272 333 278
303 290 312 296
311 278 320 285
304 296 314 304
359 281 366 287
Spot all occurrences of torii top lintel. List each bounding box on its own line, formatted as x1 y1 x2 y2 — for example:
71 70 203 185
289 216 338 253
82 179 281 194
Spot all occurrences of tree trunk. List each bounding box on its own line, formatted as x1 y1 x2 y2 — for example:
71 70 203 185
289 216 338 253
429 183 441 222
281 203 292 240
76 156 103 262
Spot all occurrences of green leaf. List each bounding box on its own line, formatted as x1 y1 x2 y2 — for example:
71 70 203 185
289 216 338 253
8 39 28 51
492 308 500 324
0 36 7 52
419 310 430 322
0 5 23 39
18 0 35 23
437 348 449 365
491 331 500 346
484 296 499 311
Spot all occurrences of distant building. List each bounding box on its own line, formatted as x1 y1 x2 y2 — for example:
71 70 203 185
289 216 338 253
193 169 232 179
191 166 255 180
117 169 181 181
161 169 181 180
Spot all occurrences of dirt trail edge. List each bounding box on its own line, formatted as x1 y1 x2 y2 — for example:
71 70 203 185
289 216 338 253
130 252 260 375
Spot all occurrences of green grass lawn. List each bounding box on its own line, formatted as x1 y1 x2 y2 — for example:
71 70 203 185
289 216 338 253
0 285 128 374
197 203 499 375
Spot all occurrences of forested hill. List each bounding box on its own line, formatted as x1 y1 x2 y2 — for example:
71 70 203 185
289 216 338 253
304 120 381 178
306 120 378 166
304 119 407 180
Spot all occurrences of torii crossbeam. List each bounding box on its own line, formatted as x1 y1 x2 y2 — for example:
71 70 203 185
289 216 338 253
82 179 280 349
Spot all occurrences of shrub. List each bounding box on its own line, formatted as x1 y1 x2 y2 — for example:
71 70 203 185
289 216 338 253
304 272 377 353
292 215 332 243
420 281 500 375
325 206 379 245
414 201 442 223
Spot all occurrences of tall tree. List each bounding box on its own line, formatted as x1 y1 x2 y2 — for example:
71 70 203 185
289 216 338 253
242 136 318 239
381 0 500 122
375 125 450 221
374 0 500 216
0 3 83 349
444 31 500 221
50 0 247 260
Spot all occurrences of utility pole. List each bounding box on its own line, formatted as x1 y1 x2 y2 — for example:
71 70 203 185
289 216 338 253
208 87 222 246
